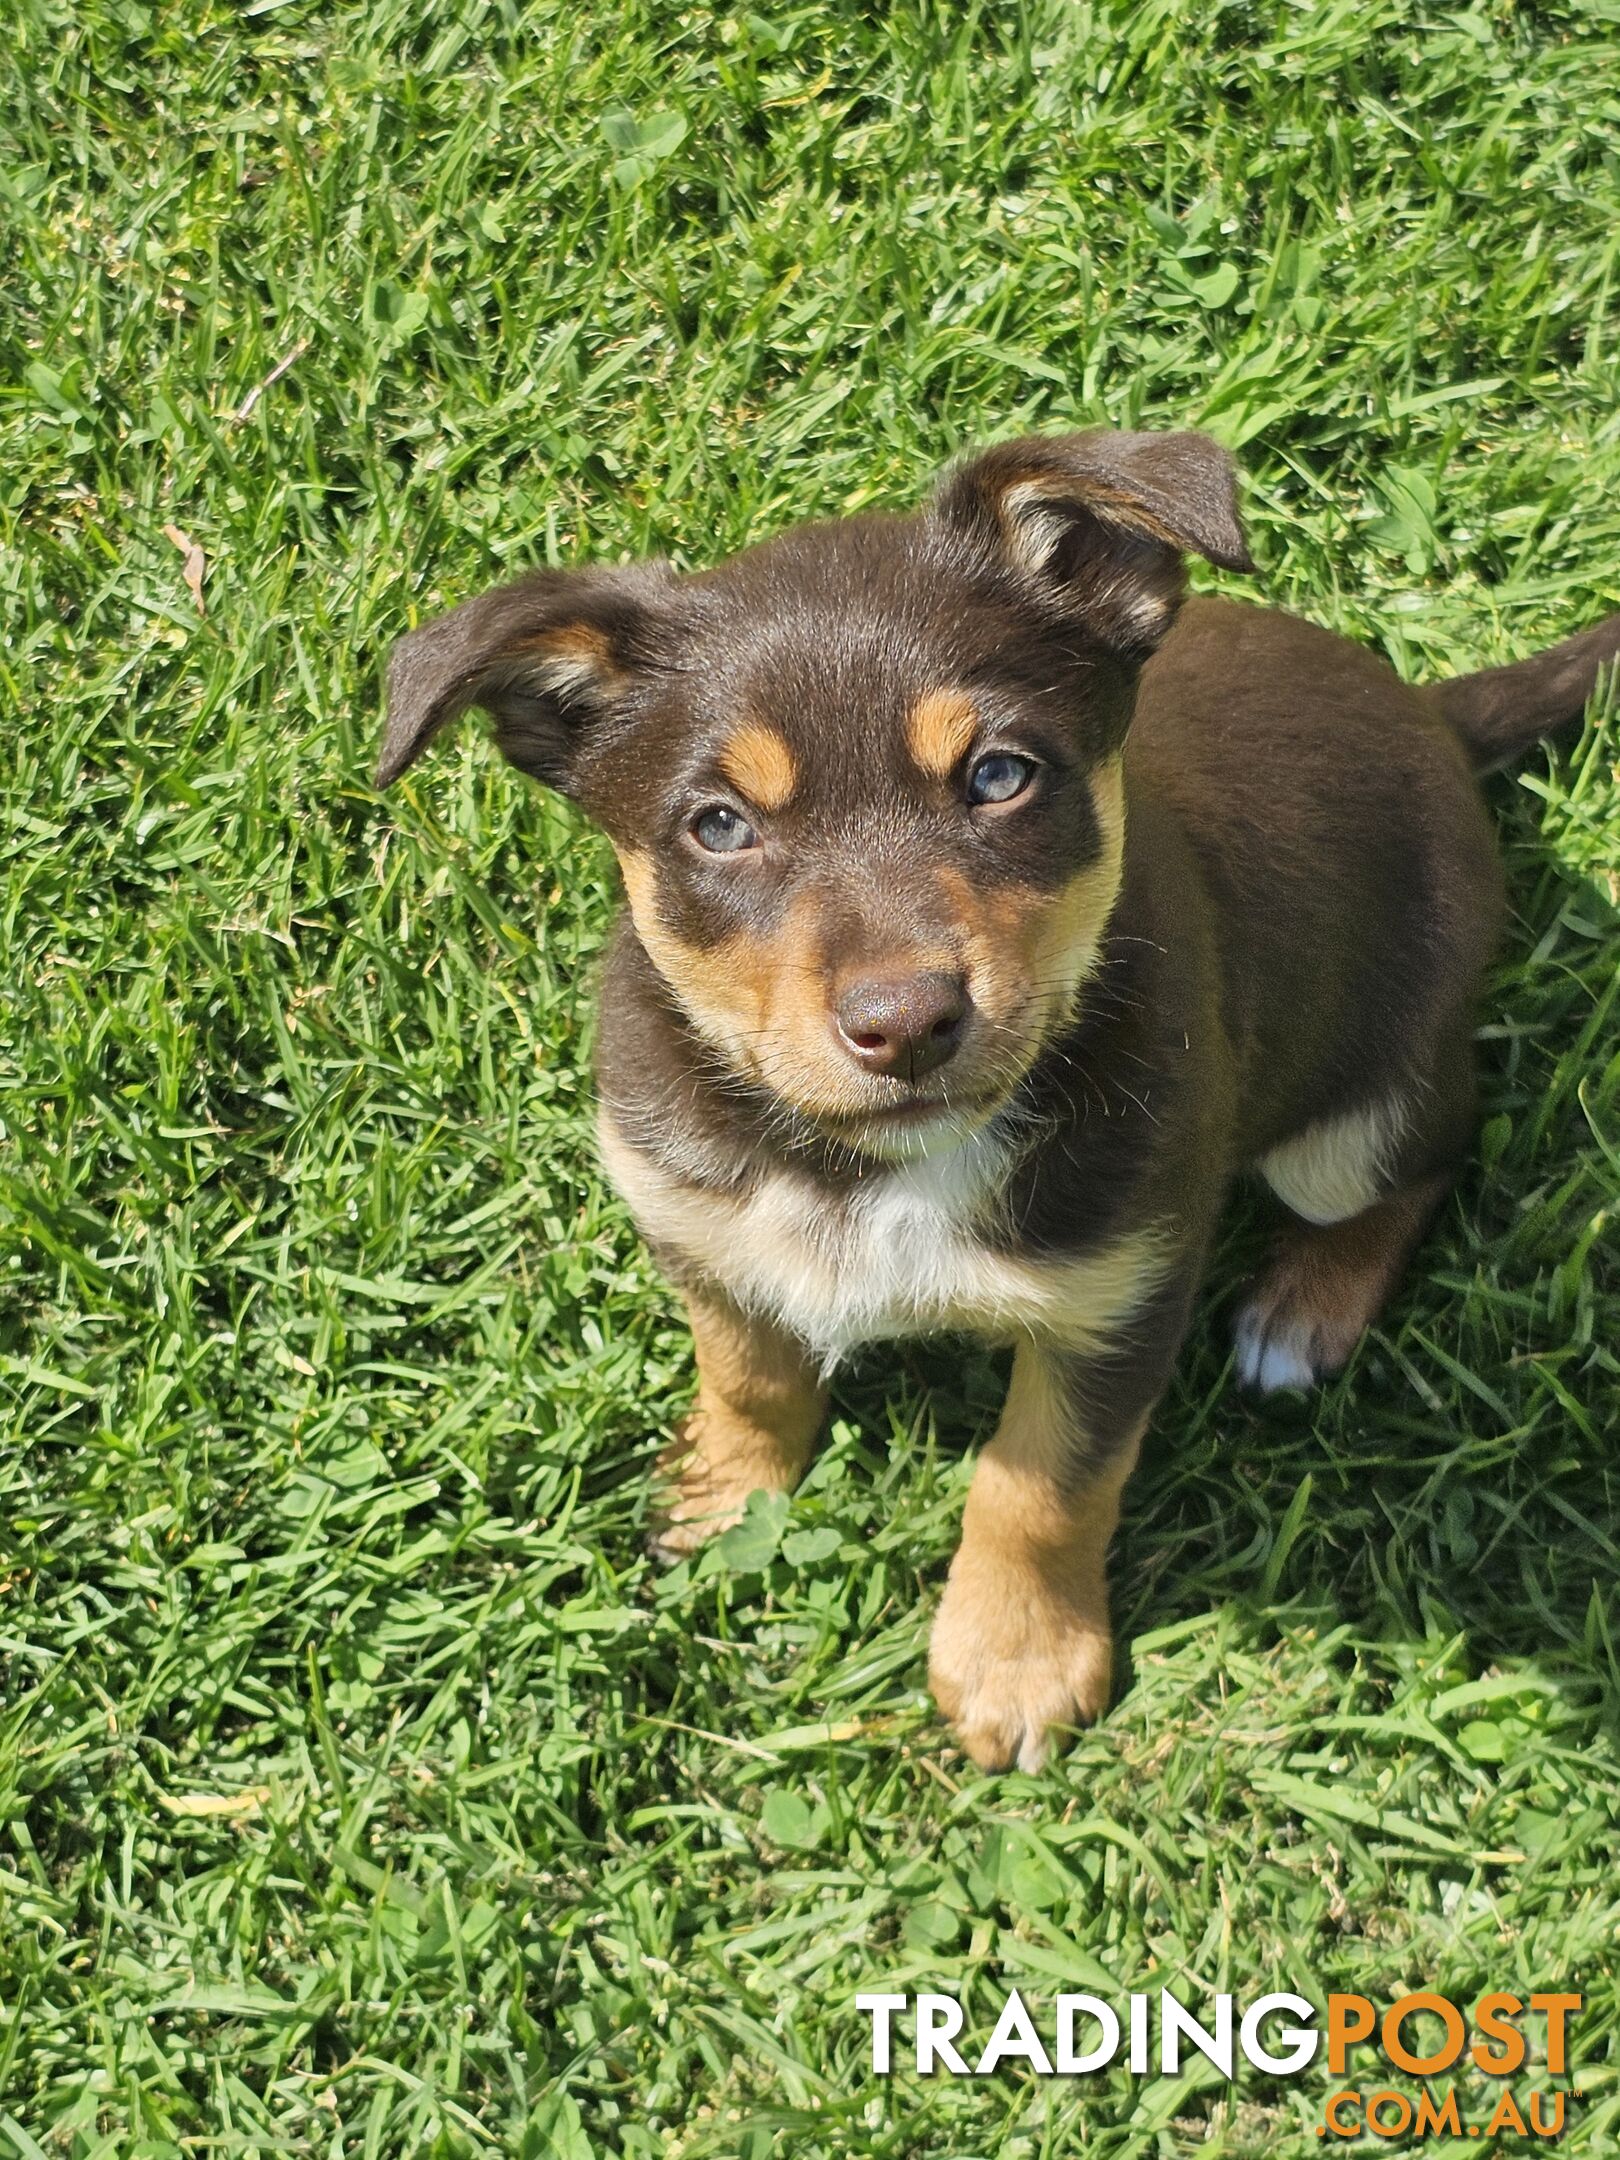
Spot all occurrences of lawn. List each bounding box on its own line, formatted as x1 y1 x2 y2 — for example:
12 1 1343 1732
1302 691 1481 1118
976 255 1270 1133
3 0 1619 2152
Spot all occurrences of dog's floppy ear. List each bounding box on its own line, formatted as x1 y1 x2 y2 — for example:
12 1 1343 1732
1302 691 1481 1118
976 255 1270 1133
934 429 1252 657
375 563 671 791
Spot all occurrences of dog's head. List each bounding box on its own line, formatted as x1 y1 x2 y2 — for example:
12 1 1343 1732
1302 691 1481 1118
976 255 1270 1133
378 430 1250 1157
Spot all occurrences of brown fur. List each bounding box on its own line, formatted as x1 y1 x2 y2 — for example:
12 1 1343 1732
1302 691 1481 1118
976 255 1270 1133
520 621 617 670
515 621 628 710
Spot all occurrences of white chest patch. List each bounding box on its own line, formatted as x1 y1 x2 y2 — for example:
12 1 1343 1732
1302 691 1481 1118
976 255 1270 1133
599 1113 1167 1369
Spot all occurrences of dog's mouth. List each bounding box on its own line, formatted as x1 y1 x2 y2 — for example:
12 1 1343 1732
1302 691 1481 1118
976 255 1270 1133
718 979 1070 1161
809 1084 1011 1158
827 1094 968 1125
752 1006 1062 1160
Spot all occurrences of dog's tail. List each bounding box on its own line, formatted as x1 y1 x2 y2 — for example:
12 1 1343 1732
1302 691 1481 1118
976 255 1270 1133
1428 612 1620 774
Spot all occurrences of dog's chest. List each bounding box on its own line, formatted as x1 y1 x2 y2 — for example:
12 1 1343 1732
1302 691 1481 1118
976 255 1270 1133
599 1115 1164 1366
722 1140 1018 1360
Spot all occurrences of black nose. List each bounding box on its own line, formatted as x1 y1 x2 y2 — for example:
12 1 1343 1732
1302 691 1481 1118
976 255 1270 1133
834 971 969 1081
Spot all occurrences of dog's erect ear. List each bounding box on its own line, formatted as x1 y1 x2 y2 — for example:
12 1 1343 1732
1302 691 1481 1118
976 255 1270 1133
375 563 671 791
933 429 1252 657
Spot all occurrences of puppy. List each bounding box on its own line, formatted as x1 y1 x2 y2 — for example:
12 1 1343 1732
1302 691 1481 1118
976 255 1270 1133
376 430 1618 1772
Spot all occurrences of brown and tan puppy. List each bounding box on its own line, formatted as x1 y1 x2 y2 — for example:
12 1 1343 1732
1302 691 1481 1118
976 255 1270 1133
376 430 1618 1772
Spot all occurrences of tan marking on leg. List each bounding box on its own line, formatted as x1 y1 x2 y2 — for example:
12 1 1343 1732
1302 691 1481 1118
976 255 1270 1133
906 689 980 779
651 1290 827 1558
928 1344 1144 1772
718 722 798 812
1234 1171 1451 1392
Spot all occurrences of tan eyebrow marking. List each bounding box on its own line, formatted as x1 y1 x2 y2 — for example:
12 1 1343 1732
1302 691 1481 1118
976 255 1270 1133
906 689 979 779
718 722 798 812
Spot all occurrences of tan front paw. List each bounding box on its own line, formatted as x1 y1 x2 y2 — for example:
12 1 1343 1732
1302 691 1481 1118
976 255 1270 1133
649 1490 758 1561
647 1414 798 1563
928 1566 1113 1773
647 1462 752 1563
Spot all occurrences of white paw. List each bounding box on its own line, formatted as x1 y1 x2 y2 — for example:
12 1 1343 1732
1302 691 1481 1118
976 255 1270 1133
1233 1306 1321 1393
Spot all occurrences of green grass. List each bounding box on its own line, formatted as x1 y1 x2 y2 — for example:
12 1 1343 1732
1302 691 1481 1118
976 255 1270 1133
3 0 1619 2152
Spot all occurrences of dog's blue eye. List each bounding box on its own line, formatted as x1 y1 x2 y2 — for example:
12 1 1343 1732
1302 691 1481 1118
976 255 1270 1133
691 805 759 853
967 753 1036 806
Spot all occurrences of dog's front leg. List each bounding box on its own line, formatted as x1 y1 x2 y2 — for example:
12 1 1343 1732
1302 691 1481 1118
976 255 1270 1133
650 1290 827 1560
929 1341 1147 1772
